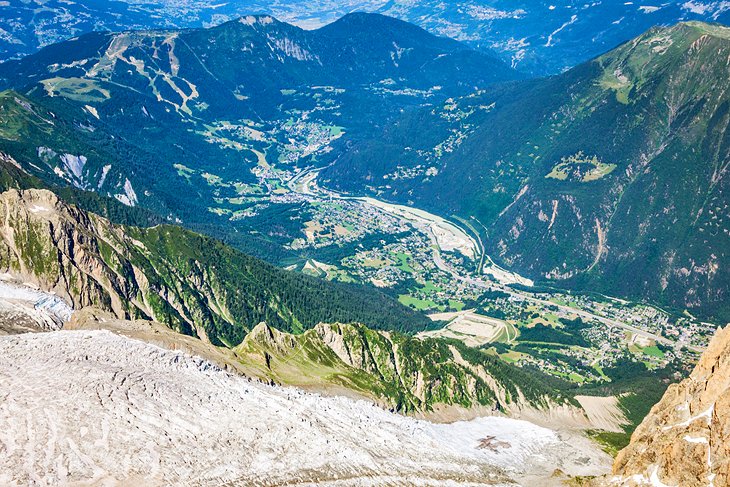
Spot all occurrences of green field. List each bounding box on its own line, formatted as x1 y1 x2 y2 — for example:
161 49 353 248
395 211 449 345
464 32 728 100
640 345 666 358
448 299 465 311
545 152 617 182
398 294 439 310
40 77 110 102
392 251 414 273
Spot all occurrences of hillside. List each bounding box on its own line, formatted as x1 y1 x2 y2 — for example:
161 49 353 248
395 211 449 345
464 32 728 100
65 308 580 418
235 321 575 414
323 21 730 321
0 187 431 346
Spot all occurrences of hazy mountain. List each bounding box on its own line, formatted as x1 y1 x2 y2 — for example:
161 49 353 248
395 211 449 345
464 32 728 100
2 0 730 74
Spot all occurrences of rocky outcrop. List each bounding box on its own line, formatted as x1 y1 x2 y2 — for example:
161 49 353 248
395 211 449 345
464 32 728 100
0 188 231 339
610 325 730 486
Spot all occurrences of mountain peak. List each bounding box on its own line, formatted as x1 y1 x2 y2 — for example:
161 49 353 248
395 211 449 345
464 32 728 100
211 14 288 34
329 12 411 27
636 19 730 49
594 18 730 105
237 15 279 27
317 11 459 47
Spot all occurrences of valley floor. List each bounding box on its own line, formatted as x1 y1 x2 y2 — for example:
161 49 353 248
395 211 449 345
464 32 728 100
0 330 612 486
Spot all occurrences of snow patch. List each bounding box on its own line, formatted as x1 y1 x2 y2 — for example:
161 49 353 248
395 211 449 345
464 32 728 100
114 178 138 207
663 404 714 430
240 15 275 26
36 146 57 162
0 279 73 330
638 6 661 13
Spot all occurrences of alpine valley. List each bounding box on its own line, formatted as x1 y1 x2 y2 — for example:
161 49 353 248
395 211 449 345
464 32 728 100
0 5 727 487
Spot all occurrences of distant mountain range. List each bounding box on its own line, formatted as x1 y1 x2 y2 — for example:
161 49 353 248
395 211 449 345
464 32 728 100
1 0 730 74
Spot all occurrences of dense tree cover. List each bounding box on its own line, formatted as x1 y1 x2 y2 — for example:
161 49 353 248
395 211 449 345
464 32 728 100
0 157 162 227
124 225 433 346
451 338 577 406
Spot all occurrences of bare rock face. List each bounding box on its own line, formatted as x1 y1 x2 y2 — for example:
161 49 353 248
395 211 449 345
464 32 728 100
0 188 169 322
0 188 236 341
0 188 116 311
611 325 730 486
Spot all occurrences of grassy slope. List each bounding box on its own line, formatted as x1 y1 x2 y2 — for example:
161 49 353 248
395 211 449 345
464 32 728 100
234 322 571 413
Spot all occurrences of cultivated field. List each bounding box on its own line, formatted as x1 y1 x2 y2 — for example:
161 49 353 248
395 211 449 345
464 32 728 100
420 310 517 347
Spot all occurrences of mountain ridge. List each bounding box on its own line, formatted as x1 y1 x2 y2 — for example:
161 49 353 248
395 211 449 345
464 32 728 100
2 0 729 74
0 13 518 265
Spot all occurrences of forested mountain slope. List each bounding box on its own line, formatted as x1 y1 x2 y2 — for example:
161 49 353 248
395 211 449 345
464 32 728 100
236 321 574 414
0 187 431 346
323 22 730 321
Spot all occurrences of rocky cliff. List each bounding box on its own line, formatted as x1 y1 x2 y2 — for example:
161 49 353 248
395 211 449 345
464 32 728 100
610 325 730 486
